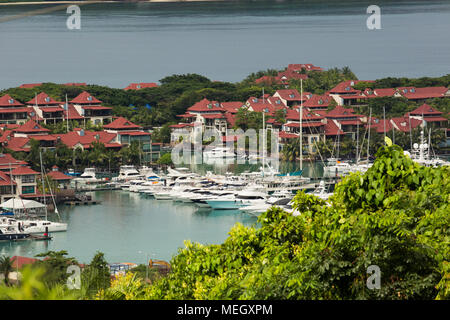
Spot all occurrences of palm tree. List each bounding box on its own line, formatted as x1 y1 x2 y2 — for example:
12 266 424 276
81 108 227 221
0 256 13 286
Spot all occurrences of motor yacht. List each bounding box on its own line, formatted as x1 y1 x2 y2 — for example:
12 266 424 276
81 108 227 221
113 165 145 182
206 187 267 210
203 146 236 159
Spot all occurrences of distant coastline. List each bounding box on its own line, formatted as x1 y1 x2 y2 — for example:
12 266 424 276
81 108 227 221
0 0 221 6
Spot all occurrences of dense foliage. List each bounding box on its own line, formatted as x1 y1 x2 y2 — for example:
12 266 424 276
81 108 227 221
138 145 448 300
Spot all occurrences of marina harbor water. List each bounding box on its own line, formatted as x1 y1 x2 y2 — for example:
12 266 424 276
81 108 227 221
0 160 330 263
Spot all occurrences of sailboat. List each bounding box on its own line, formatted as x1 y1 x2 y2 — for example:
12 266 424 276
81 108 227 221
15 150 68 234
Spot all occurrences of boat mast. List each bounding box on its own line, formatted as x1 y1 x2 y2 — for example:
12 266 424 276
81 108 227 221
9 162 14 215
262 88 265 178
39 149 48 220
367 108 372 162
356 120 359 164
66 94 69 133
383 106 386 143
299 78 303 171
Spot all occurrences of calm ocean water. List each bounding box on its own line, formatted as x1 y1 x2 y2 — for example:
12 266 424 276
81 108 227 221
1 0 450 90
0 191 258 264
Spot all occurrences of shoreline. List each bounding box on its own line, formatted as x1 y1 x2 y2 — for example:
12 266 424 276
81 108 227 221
0 0 221 6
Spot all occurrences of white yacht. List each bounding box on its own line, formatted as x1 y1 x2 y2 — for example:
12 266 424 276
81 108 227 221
73 168 100 183
0 216 67 234
203 146 236 159
114 165 145 182
206 188 267 210
308 180 333 200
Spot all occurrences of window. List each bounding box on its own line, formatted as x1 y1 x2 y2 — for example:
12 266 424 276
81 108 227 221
22 186 35 194
45 97 50 102
22 175 35 183
87 96 93 101
8 99 14 104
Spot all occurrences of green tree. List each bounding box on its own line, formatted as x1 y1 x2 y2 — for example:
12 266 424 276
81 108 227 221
0 256 13 286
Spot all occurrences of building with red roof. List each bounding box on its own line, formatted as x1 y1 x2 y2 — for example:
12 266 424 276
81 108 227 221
287 63 323 72
103 117 142 132
273 89 310 107
26 92 62 107
9 165 39 197
70 91 102 105
0 153 28 172
395 86 449 101
0 94 24 108
390 116 423 133
187 98 223 114
13 120 50 136
408 103 448 127
70 92 112 125
303 94 333 110
19 83 43 89
220 102 244 114
47 166 73 187
124 83 159 90
56 129 120 151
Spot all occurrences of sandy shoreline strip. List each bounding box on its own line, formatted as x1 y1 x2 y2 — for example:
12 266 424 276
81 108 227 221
0 0 220 5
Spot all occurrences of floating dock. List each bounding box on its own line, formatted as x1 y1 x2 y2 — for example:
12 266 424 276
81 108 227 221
64 200 101 206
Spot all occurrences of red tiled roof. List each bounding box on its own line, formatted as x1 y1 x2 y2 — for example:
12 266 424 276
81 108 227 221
324 120 343 136
276 70 308 83
0 153 28 168
285 108 324 121
255 76 280 85
10 166 39 175
124 83 159 90
0 94 24 107
410 103 443 116
19 83 42 89
326 105 357 118
26 92 62 106
278 131 299 139
391 117 422 132
63 104 84 120
30 135 57 141
329 80 374 94
275 89 307 102
47 170 73 181
118 131 151 136
397 86 448 100
363 88 396 98
70 91 102 105
224 112 236 127
287 63 323 72
14 120 50 134
63 83 86 86
3 137 30 152
0 108 29 114
187 98 223 112
57 130 117 148
40 107 64 113
303 94 332 109
0 171 16 186
10 256 39 269
220 102 244 113
103 117 142 130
